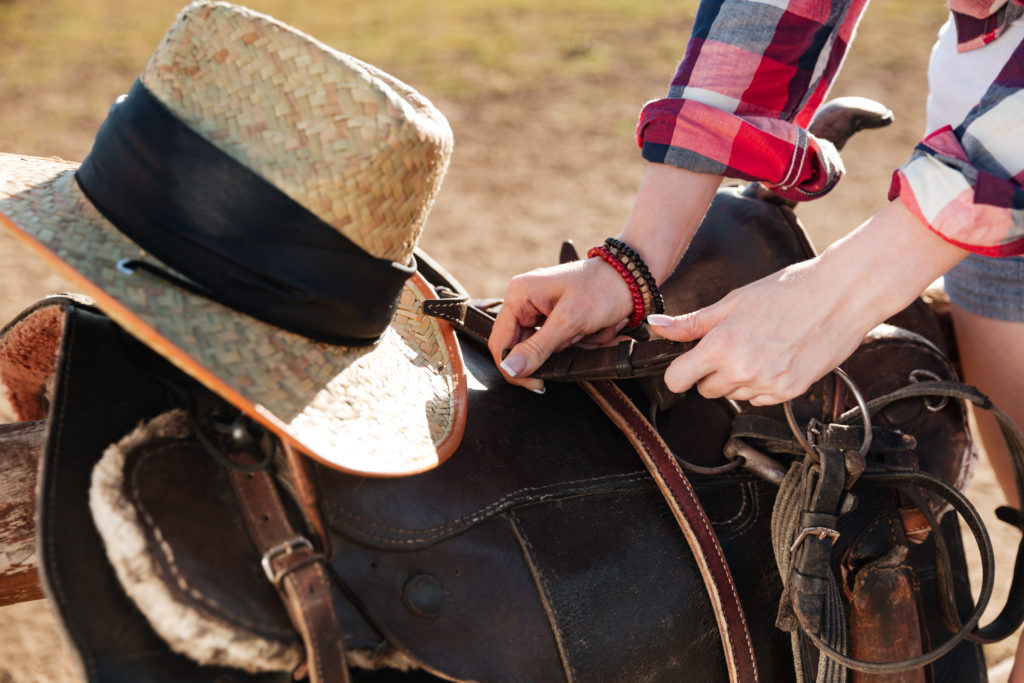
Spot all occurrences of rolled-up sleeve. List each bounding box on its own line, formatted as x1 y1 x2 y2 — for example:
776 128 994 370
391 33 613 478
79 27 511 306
637 0 868 202
889 43 1024 256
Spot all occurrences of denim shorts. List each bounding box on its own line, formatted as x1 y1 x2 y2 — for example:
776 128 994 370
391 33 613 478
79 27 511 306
944 253 1024 322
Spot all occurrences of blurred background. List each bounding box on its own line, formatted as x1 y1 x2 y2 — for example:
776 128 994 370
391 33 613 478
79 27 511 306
1 0 1016 681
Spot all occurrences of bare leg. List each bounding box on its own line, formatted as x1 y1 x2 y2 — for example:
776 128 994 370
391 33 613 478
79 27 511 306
951 303 1024 507
950 303 1024 682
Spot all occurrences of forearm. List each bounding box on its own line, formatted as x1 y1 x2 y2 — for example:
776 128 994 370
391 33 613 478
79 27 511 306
617 164 722 284
651 197 969 404
818 198 968 324
637 0 867 202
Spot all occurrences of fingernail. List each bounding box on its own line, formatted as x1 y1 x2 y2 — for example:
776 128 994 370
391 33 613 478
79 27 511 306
500 352 527 378
530 386 546 395
570 335 583 346
647 314 674 327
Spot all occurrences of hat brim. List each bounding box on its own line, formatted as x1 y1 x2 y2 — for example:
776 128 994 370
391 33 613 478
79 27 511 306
0 153 467 477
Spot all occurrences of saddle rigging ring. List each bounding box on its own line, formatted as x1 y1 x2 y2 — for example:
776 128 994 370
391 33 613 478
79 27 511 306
783 367 873 461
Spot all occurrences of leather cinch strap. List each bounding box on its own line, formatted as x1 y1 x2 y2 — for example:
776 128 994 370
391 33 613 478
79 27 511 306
582 379 760 683
228 464 350 683
422 290 695 381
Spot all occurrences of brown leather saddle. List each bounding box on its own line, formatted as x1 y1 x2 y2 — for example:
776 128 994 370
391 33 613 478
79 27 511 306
5 99 1022 682
11 217 998 683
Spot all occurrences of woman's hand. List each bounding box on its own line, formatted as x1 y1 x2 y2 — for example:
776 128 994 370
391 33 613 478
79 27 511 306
648 198 968 405
488 257 635 393
648 258 870 404
487 164 723 393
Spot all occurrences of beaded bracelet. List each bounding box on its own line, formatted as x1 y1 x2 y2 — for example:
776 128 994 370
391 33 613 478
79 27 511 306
587 245 646 328
604 238 665 316
608 244 656 315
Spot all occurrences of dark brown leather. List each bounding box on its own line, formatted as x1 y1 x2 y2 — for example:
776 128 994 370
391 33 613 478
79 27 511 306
16 95 994 679
536 338 695 381
421 291 495 348
22 275 988 682
315 339 797 681
120 435 302 656
10 293 791 681
35 300 291 682
229 465 349 683
581 378 759 683
20 177 991 682
422 290 697 382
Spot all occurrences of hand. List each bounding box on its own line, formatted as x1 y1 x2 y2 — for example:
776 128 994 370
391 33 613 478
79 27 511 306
487 164 723 393
648 258 870 405
488 257 635 393
647 198 968 405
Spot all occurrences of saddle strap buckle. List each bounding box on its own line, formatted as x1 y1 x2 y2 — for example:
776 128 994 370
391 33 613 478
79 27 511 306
789 526 841 554
261 535 319 586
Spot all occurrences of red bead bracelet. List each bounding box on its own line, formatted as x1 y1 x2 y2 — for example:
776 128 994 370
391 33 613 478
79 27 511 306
587 245 645 328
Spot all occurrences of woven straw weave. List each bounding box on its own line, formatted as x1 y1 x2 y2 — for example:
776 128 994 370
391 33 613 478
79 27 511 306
0 2 466 475
0 159 461 474
142 2 453 264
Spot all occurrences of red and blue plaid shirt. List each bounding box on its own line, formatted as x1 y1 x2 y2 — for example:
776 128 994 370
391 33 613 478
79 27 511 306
638 0 1024 256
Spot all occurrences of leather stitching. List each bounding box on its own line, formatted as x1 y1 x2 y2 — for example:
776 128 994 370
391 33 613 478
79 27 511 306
325 473 651 543
507 516 577 682
713 482 759 540
129 443 297 636
422 299 466 324
646 412 759 683
585 380 759 683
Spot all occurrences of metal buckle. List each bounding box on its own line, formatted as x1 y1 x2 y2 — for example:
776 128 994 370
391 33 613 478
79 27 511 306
789 526 841 553
261 536 315 585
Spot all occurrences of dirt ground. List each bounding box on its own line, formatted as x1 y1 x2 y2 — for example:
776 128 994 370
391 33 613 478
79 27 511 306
0 4 1020 682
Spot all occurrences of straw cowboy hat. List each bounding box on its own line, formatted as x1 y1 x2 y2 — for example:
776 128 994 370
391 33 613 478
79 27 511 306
0 1 467 476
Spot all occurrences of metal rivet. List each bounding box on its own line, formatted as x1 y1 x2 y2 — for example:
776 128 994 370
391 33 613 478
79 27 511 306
403 573 445 618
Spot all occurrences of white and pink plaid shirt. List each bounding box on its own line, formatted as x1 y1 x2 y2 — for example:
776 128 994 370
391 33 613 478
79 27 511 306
638 0 1024 256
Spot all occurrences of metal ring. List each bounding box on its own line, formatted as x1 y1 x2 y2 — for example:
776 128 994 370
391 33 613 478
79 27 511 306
783 400 818 461
909 369 949 412
784 368 873 459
